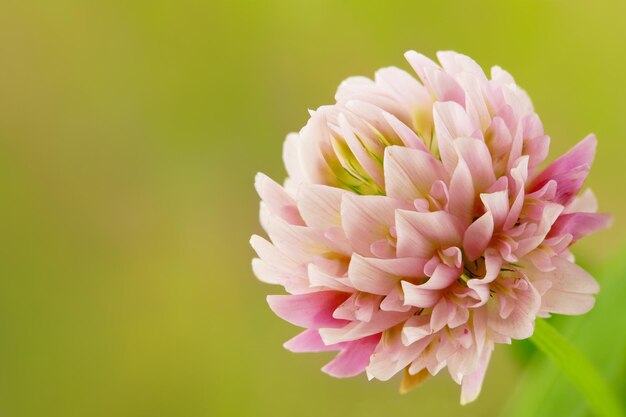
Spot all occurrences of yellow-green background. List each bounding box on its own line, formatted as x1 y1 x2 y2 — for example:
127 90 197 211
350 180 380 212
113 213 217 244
0 1 624 416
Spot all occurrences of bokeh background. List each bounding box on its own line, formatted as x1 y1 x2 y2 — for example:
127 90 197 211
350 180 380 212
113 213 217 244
0 0 624 416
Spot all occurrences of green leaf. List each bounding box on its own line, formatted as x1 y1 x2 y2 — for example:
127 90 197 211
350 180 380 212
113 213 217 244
529 319 624 417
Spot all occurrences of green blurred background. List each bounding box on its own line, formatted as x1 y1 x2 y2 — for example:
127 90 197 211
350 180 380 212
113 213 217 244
0 0 624 416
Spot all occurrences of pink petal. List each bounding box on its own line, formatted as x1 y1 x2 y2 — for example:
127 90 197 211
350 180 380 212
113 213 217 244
320 310 411 344
401 281 442 308
463 211 494 261
383 146 448 201
525 255 598 317
460 344 493 405
447 158 475 223
255 173 304 225
548 212 612 243
308 264 355 292
348 255 426 295
515 203 564 257
565 188 598 213
341 193 410 257
431 297 455 331
420 264 461 290
432 101 475 172
453 137 496 192
437 51 487 80
541 291 596 316
481 189 510 231
296 184 345 230
250 234 297 270
375 67 431 121
336 113 385 187
382 111 429 151
457 72 490 131
395 210 464 258
282 133 305 190
487 279 540 339
368 334 432 382
424 66 465 106
264 214 335 263
322 334 381 378
284 329 348 352
529 134 597 205
404 50 440 84
267 292 350 329
297 108 338 184
504 156 529 229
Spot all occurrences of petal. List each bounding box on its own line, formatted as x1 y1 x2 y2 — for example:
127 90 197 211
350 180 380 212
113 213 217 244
283 133 304 188
460 343 493 405
447 158 475 223
402 315 432 345
297 184 345 230
529 134 597 205
264 214 335 263
420 264 460 290
453 137 496 192
481 190 510 230
255 173 304 225
515 203 564 257
404 50 440 84
320 310 411 344
457 72 490 132
540 291 596 316
463 211 494 261
267 292 350 329
348 255 426 295
383 146 448 201
487 279 540 339
424 66 465 106
395 210 464 258
322 334 381 378
283 329 348 352
250 234 297 270
308 264 355 292
565 188 598 213
336 113 385 187
548 212 612 243
341 193 410 257
382 111 429 151
401 281 442 308
525 256 599 295
433 101 475 172
375 67 430 121
437 51 487 80
252 258 287 286
431 297 455 331
297 108 338 185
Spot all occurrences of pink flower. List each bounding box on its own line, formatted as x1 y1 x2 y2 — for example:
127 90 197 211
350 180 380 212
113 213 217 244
251 51 611 404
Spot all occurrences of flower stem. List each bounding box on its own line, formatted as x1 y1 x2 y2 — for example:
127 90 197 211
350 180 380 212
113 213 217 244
529 319 625 417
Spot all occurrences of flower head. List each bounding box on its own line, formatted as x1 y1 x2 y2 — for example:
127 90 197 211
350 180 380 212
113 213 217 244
251 51 611 403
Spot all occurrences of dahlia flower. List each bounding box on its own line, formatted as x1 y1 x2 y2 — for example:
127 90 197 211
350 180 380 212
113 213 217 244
250 50 610 404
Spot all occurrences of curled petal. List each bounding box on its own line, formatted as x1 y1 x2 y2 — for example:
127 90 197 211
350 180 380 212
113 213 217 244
463 211 494 261
529 134 597 205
